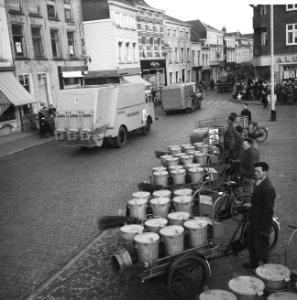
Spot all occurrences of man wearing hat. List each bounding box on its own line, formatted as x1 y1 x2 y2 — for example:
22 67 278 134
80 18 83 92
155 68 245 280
38 103 49 138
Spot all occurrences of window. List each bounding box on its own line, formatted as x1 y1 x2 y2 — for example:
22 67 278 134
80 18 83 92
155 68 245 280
132 43 137 61
64 8 72 21
118 41 123 62
125 42 130 61
197 51 200 65
64 0 71 4
260 5 267 15
8 0 21 11
12 24 25 57
28 0 39 15
67 31 76 58
180 48 184 62
31 26 44 57
19 74 30 92
186 32 189 39
287 23 297 45
286 4 297 10
192 50 195 64
167 28 171 36
186 48 190 62
47 0 57 18
261 28 268 46
175 47 178 61
50 29 61 58
115 12 120 25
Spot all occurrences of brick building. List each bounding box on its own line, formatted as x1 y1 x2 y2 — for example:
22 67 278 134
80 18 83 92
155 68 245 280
253 4 297 81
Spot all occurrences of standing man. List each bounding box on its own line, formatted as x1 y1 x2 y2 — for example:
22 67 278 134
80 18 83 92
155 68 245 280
224 115 237 158
239 138 260 194
38 104 48 138
243 162 276 269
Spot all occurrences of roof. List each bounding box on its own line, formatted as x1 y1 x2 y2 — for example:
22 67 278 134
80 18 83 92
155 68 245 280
186 19 222 42
164 14 191 27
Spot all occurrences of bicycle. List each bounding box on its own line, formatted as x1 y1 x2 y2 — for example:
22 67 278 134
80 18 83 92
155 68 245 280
285 224 297 282
246 121 268 143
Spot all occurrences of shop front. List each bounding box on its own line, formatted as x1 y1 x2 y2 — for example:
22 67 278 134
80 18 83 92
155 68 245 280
0 72 37 135
140 59 167 88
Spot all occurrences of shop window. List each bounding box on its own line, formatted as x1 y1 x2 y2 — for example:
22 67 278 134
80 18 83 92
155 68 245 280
286 23 297 45
31 26 44 58
47 0 57 19
50 29 61 58
67 31 76 58
0 105 16 122
19 74 30 92
12 24 26 57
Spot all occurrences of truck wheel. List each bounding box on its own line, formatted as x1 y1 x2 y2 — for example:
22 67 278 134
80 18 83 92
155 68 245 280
141 119 151 135
113 126 127 148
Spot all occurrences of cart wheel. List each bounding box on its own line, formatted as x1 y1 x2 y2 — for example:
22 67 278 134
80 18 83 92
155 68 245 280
167 254 210 300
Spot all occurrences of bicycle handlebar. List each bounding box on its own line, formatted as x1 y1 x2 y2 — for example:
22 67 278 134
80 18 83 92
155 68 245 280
288 224 297 229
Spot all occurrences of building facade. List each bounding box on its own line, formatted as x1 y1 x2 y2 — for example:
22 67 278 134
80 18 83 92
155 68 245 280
2 0 86 134
190 41 202 84
81 0 141 84
164 14 192 85
253 4 297 81
187 19 224 86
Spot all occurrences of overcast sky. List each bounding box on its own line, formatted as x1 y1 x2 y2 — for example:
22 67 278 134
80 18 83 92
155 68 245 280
145 0 289 34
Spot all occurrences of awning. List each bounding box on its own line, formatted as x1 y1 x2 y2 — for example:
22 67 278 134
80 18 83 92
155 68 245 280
123 75 152 87
62 71 85 78
0 72 37 108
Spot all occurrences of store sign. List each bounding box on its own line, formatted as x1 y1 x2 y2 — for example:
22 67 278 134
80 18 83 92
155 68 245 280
151 61 160 68
137 16 162 24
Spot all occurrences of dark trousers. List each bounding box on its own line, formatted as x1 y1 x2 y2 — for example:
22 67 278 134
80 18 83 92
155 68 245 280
247 223 269 267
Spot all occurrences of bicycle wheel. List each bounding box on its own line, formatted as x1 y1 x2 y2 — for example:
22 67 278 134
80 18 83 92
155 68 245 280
213 194 231 221
285 228 297 271
230 192 252 223
255 126 268 143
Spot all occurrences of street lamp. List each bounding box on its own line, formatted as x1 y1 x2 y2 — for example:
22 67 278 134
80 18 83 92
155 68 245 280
270 4 276 121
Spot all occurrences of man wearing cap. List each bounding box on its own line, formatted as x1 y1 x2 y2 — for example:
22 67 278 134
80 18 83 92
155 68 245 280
38 104 49 138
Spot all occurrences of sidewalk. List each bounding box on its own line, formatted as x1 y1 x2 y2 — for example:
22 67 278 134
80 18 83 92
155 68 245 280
0 131 54 158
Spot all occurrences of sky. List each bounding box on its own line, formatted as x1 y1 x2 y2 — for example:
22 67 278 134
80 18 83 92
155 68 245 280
145 0 289 34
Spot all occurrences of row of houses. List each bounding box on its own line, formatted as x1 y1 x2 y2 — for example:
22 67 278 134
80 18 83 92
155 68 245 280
1 1 296 136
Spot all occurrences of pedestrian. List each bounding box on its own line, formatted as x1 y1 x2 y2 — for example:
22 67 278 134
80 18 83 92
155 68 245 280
38 103 49 138
232 125 244 161
243 162 276 269
48 104 56 136
261 81 268 108
239 137 260 194
224 115 237 158
240 103 252 125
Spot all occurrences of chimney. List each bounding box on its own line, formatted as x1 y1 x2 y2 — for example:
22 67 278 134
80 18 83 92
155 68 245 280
222 26 226 34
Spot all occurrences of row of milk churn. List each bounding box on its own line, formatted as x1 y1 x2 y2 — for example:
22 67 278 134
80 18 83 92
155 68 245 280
153 143 214 188
118 188 211 267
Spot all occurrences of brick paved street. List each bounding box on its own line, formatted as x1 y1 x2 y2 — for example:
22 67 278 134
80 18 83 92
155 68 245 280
1 91 297 300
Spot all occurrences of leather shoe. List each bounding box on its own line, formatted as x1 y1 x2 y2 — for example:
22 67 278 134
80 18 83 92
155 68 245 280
242 262 257 269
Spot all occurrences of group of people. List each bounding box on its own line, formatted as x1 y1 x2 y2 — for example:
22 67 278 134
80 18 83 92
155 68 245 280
38 103 56 138
223 105 276 270
275 80 297 105
233 78 297 107
232 79 269 108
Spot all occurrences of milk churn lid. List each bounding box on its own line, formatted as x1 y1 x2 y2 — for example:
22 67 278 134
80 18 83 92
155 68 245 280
173 153 185 158
255 264 291 282
153 190 171 198
189 167 204 173
199 289 237 300
166 157 179 162
170 169 186 175
152 166 166 172
132 191 151 198
150 197 170 205
160 154 172 159
181 154 194 159
168 165 184 171
267 292 297 300
159 225 184 236
194 216 213 225
173 195 192 203
228 276 265 296
174 188 193 196
128 198 148 205
134 232 160 244
168 211 190 220
145 217 168 228
181 143 192 148
153 170 168 176
168 145 180 150
120 224 144 234
186 163 201 169
184 218 209 229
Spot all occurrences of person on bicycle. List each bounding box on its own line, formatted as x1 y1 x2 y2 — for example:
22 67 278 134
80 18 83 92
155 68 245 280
243 162 276 270
239 137 260 194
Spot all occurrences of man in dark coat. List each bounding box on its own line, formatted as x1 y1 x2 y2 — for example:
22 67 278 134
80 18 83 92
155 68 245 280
240 103 252 125
243 162 276 269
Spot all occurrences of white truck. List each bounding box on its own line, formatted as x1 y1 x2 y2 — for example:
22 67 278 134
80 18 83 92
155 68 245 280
161 82 203 113
55 83 155 148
